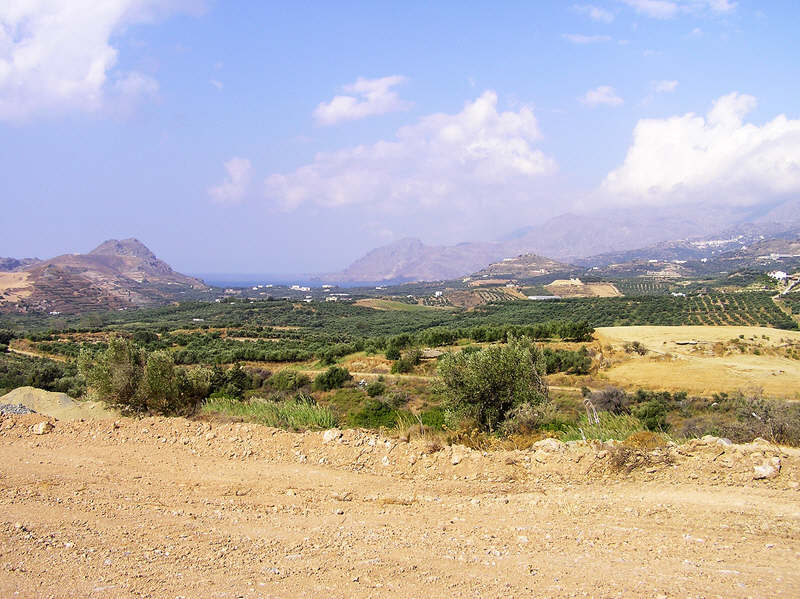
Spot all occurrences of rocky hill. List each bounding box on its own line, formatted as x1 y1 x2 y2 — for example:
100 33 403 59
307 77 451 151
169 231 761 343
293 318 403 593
0 238 208 314
470 253 571 280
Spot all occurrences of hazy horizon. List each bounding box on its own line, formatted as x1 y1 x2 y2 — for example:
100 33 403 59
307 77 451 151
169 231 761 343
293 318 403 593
3 1 800 274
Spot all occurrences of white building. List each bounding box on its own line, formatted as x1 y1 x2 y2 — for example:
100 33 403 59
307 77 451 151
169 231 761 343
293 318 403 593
769 271 788 280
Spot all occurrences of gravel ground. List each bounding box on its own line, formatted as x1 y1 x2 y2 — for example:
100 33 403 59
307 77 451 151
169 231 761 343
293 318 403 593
1 413 799 598
0 403 35 415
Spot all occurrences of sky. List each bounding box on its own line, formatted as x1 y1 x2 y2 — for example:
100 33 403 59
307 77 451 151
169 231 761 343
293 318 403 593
2 0 800 275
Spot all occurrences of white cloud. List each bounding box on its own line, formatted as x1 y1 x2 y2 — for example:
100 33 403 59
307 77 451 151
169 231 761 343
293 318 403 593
209 157 252 204
572 4 615 23
562 33 612 44
620 0 736 19
0 1 202 123
313 75 411 125
653 79 679 93
580 85 624 106
267 91 556 212
603 92 800 206
210 79 223 90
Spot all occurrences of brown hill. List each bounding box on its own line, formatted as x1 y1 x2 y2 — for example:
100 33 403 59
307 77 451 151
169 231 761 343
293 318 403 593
0 238 208 314
470 253 571 280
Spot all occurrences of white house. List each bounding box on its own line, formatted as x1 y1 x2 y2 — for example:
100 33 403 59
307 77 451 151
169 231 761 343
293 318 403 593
769 271 788 280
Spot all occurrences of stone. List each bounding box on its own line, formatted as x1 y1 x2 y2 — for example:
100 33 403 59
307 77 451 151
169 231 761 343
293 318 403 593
533 438 565 452
753 457 781 480
381 455 390 467
451 454 462 465
323 429 342 443
32 421 53 435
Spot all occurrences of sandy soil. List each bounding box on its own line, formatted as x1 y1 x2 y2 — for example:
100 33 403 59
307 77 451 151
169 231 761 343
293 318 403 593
1 413 799 598
597 326 800 398
0 272 32 301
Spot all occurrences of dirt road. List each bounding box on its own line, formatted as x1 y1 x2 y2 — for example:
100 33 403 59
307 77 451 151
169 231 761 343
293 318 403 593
1 414 798 598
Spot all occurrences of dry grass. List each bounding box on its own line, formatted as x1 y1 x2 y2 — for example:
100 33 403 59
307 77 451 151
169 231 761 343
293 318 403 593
0 272 32 301
596 326 800 398
545 280 622 298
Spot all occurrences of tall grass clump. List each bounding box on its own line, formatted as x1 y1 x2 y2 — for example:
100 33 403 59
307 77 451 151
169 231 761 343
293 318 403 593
202 396 335 430
560 412 647 442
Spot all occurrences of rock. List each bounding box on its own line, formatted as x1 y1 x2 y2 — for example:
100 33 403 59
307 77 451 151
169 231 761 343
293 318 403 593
31 421 54 435
533 438 565 452
381 455 390 467
451 454 462 465
753 457 781 480
323 429 342 443
408 454 417 465
716 438 733 447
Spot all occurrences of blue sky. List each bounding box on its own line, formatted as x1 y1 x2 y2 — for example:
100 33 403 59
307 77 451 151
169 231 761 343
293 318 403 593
2 1 799 274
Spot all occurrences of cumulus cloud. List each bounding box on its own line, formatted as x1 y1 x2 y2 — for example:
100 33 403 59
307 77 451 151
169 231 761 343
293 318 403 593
620 0 736 19
209 157 252 204
580 85 624 106
267 91 556 213
0 0 201 123
603 92 800 206
572 4 615 23
562 33 612 44
653 79 679 93
313 75 411 125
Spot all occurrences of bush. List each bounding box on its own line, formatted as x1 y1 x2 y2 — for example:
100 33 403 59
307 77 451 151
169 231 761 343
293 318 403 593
365 380 386 397
79 335 208 415
313 365 352 391
632 399 670 431
623 341 648 355
270 369 311 391
385 346 401 360
348 399 404 428
79 335 147 412
590 387 631 414
438 335 548 432
390 349 422 374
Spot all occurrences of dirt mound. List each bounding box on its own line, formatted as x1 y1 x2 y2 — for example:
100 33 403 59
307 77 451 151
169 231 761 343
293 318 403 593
0 387 117 420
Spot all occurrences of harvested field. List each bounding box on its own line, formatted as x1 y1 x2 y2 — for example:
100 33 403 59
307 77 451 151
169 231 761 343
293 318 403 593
1 414 799 598
545 279 622 298
597 326 800 398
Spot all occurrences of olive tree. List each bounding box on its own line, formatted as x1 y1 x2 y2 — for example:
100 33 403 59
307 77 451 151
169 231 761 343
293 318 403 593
437 336 548 432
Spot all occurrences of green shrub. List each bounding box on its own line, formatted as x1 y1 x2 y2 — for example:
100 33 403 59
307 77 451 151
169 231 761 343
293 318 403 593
632 400 670 431
313 365 352 391
385 346 401 360
390 349 422 374
270 369 311 391
365 380 386 397
419 405 446 429
348 399 407 429
438 335 548 432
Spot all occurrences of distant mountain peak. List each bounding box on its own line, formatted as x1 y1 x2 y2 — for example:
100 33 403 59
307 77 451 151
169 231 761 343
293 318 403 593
89 238 157 260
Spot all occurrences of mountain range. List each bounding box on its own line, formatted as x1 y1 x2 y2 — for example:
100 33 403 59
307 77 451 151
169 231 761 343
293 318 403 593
0 239 208 314
325 199 800 284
